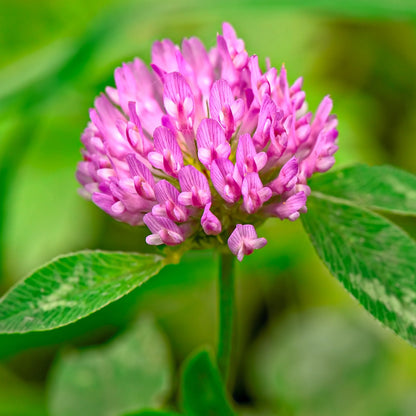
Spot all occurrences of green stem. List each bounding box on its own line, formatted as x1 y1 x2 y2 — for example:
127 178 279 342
217 251 235 382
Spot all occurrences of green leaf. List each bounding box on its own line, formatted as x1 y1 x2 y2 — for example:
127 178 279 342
309 164 416 216
0 251 164 333
48 317 173 416
181 350 235 416
302 195 416 346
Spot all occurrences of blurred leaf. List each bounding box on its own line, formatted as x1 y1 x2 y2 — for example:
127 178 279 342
181 349 235 416
206 0 416 19
0 365 47 416
247 309 397 416
2 85 105 281
0 116 33 282
4 164 95 281
0 2 141 103
0 394 47 416
309 164 416 216
48 316 172 416
302 195 416 346
122 411 181 416
0 251 164 333
237 409 275 416
0 39 75 101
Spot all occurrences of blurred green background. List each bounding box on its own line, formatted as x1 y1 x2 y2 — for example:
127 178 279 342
1 0 416 415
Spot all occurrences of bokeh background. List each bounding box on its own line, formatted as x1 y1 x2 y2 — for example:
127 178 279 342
1 0 416 415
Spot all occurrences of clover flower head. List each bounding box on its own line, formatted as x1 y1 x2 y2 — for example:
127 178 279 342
77 23 338 261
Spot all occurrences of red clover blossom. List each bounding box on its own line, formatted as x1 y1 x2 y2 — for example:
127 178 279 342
76 23 338 261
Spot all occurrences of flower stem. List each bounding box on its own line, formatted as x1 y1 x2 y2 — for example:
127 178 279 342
217 251 235 383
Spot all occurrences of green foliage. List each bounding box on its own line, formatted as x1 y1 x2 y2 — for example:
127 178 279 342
247 309 413 416
49 342 236 416
302 165 416 346
181 350 235 416
117 348 236 416
122 411 181 416
0 365 47 416
235 0 416 19
1 1 416 415
308 164 416 216
48 317 173 416
0 251 164 333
